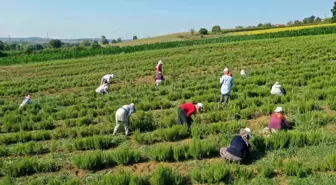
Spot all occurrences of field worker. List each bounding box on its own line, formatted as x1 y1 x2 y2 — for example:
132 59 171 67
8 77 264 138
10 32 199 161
155 72 165 86
177 103 204 129
240 69 247 76
100 74 115 85
19 95 32 109
96 83 110 94
113 103 136 136
262 107 292 134
220 128 252 164
219 68 234 104
270 82 286 96
156 60 163 73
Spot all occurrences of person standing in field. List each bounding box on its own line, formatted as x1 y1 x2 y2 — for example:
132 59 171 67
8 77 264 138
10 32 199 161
100 74 115 85
156 60 163 73
96 82 110 94
240 69 247 76
220 128 252 164
219 68 234 104
113 103 136 136
19 95 32 109
270 82 286 96
262 107 292 134
155 71 165 86
177 102 204 130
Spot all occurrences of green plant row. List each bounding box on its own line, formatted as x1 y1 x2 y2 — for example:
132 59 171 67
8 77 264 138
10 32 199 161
2 25 336 65
0 135 126 157
1 157 60 177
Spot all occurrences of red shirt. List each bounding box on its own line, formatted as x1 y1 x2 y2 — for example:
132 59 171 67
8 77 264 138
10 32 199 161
156 64 162 73
181 103 196 117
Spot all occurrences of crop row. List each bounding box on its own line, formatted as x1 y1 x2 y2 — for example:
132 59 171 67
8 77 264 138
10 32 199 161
1 25 336 65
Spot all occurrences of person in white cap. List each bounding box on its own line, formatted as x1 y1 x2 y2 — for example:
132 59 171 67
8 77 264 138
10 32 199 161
220 128 252 164
177 102 204 130
270 82 286 96
113 103 136 136
100 74 115 85
19 95 32 109
219 68 234 104
95 82 110 94
263 107 291 134
156 60 163 73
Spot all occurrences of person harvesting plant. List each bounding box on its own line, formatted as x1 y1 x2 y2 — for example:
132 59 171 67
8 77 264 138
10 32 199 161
19 95 32 109
270 82 286 96
95 82 110 94
219 68 234 105
220 128 252 164
113 103 136 136
177 102 204 130
263 107 292 134
155 71 165 86
155 60 163 73
100 74 115 85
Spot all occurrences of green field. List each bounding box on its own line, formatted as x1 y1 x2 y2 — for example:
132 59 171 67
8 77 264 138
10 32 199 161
0 33 336 185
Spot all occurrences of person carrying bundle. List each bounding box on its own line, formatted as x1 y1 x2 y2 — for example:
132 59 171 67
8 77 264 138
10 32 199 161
270 82 286 96
177 103 204 130
155 71 165 86
19 95 32 109
219 68 234 105
113 103 136 136
220 128 252 164
96 82 110 94
100 74 115 85
262 107 292 134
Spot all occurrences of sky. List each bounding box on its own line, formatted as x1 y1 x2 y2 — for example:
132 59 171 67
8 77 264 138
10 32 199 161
0 0 334 39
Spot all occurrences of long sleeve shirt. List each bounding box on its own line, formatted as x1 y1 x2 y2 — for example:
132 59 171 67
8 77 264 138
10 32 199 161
226 135 250 159
101 74 114 84
96 84 109 94
270 84 286 96
267 113 290 130
220 75 234 95
121 104 136 117
156 64 162 73
181 103 196 117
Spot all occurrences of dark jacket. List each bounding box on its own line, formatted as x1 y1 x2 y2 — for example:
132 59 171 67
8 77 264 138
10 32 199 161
155 73 164 80
226 135 250 159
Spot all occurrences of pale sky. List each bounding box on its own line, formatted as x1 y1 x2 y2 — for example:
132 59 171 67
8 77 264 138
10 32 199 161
0 0 333 39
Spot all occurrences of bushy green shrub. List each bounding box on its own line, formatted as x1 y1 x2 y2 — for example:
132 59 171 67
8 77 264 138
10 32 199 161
188 138 218 159
150 165 185 185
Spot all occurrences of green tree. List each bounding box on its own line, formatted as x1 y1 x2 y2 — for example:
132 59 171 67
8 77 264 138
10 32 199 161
236 26 244 29
80 40 91 47
0 41 4 51
264 23 272 28
331 1 336 22
101 35 109 45
133 35 138 40
198 28 208 35
257 23 264 27
91 41 101 49
111 39 117 43
117 37 122 43
315 17 322 22
49 39 62 48
287 21 293 26
211 25 221 33
294 20 303 25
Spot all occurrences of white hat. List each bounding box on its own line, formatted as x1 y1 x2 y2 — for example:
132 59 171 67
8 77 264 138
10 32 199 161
223 68 229 72
110 74 115 78
158 60 163 65
274 107 283 113
196 103 204 110
275 82 280 85
244 128 252 138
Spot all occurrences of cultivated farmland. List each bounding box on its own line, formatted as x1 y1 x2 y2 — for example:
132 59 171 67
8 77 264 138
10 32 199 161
0 33 336 184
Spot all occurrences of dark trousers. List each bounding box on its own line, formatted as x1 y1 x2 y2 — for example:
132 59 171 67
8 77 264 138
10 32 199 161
219 94 230 104
177 107 192 128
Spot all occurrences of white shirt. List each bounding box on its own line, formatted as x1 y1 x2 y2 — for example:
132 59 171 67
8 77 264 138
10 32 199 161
240 70 246 76
96 84 109 94
102 74 114 83
220 75 234 95
271 83 285 96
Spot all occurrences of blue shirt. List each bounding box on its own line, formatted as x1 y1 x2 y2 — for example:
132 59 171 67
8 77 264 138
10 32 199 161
220 75 234 95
